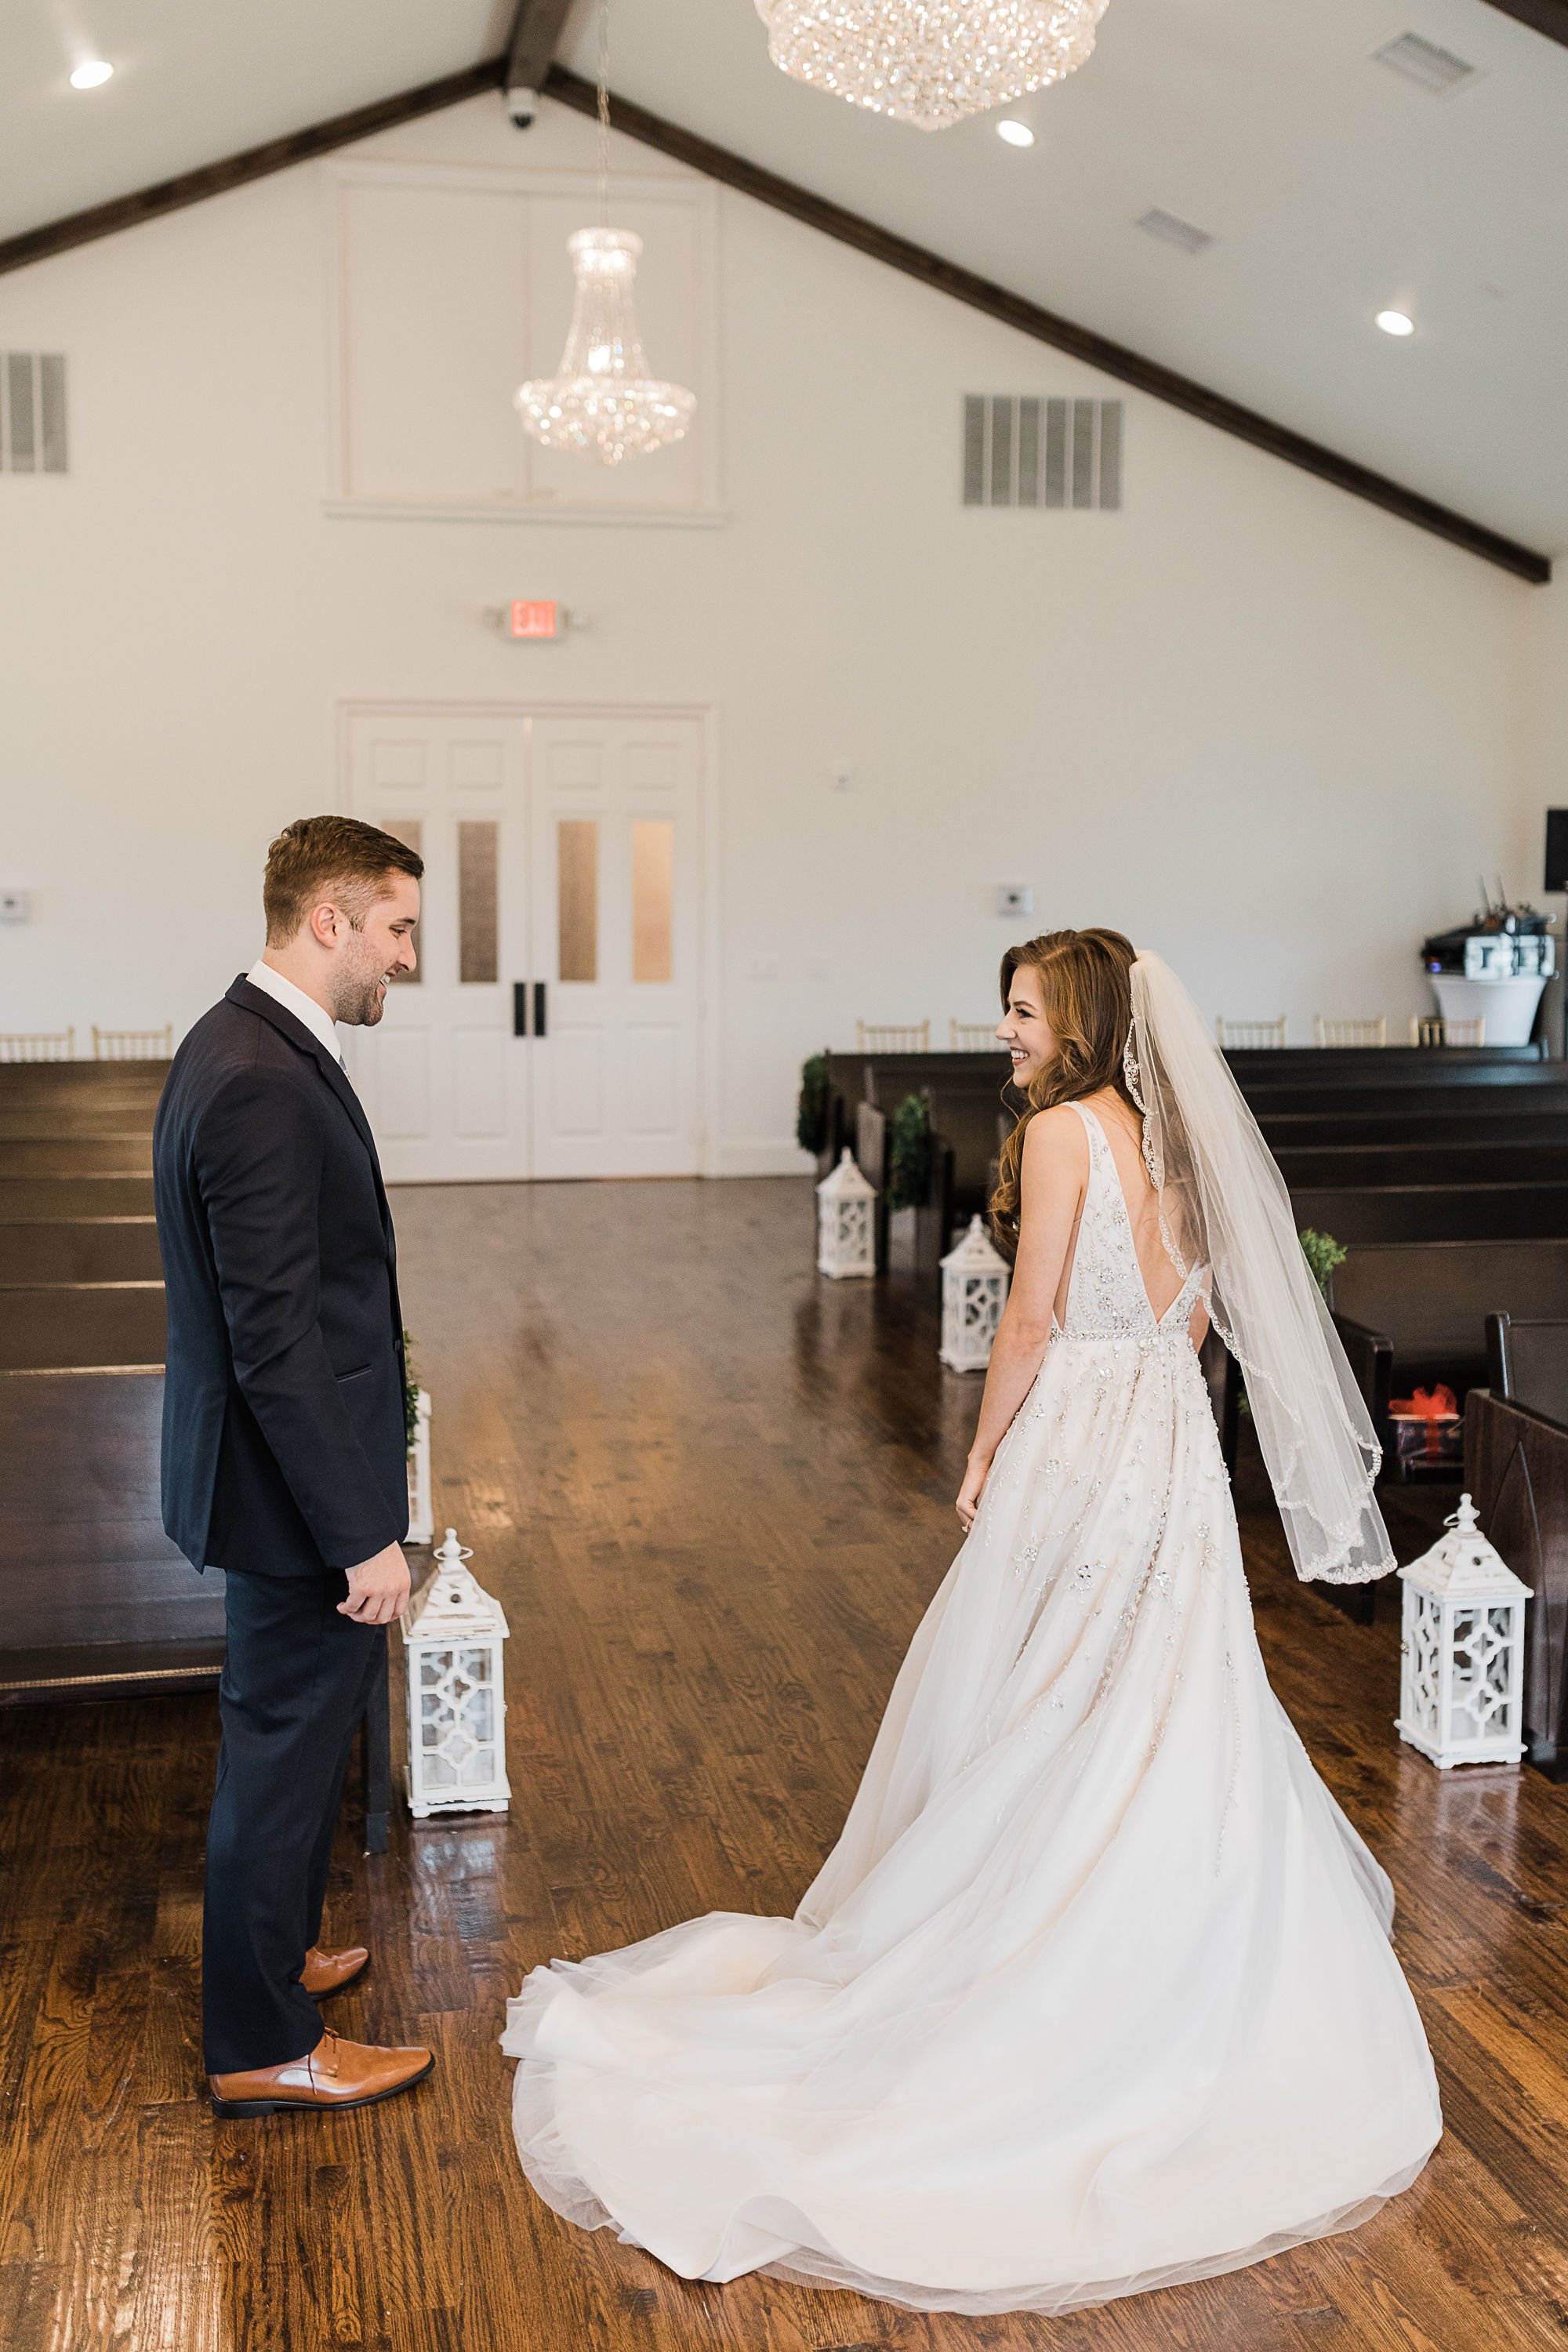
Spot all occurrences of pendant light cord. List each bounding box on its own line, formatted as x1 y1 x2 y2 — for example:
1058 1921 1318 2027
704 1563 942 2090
597 0 611 229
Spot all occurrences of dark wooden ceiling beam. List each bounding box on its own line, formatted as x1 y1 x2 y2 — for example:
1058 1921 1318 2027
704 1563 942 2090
506 0 579 117
543 64 1550 585
0 48 1548 583
0 58 508 278
1477 0 1568 49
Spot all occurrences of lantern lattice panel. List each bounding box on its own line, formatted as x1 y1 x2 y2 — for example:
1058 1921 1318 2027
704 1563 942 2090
1403 1592 1443 1743
951 1277 999 1346
417 1643 500 1796
1449 1603 1519 1740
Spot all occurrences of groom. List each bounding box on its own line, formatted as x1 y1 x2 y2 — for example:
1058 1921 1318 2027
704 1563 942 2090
155 815 433 2117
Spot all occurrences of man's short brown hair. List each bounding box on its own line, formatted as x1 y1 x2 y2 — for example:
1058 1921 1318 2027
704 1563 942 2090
263 816 424 946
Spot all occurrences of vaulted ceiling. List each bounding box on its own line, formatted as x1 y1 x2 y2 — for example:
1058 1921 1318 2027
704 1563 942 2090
7 0 1566 561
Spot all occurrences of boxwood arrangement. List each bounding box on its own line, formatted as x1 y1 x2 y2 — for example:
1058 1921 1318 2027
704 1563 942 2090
797 1054 830 1154
888 1092 935 1212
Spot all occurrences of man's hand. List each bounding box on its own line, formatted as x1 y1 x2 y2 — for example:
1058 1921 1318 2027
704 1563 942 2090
339 1541 412 1624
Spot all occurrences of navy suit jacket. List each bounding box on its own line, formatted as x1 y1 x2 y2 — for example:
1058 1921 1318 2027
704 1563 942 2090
154 977 408 1578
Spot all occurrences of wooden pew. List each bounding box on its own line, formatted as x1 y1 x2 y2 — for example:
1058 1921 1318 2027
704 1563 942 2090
1331 1240 1568 1445
0 1219 162 1283
0 1281 166 1370
1273 1142 1568 1189
0 1364 390 1846
1260 1111 1568 1152
1291 1184 1568 1245
0 1057 392 1844
0 1058 169 1099
0 1366 226 1695
0 1174 154 1220
1228 1043 1546 1087
0 1137 155 1177
1466 1385 1568 1780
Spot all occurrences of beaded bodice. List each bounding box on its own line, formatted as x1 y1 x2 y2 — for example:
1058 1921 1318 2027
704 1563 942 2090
1060 1102 1206 1344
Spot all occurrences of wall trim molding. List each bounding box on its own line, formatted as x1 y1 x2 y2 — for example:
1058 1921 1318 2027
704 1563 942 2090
0 49 1549 583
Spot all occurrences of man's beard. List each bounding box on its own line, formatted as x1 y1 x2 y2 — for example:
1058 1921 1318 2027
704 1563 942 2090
334 964 390 1028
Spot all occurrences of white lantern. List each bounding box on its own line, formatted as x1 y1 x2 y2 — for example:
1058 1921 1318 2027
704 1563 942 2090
1396 1493 1531 1769
817 1146 877 1279
940 1215 1011 1373
400 1528 511 1817
406 1387 434 1547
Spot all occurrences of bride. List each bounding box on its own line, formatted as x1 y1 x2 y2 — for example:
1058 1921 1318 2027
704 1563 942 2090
502 927 1441 2317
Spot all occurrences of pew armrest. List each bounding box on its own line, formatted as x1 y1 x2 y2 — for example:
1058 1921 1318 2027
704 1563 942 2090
1333 1313 1394 1435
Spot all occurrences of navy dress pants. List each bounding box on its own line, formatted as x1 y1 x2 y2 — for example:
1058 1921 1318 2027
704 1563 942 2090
202 1569 384 2074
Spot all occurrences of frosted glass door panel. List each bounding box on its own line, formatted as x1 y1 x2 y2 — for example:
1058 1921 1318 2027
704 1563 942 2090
631 821 674 985
530 716 704 1178
557 820 598 984
459 821 499 984
344 714 532 1181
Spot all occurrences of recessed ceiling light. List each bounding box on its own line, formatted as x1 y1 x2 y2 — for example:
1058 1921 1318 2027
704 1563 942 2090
70 59 114 89
1376 309 1415 337
996 120 1034 147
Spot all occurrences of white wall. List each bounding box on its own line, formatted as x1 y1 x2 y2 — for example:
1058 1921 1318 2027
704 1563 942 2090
0 93 1541 1169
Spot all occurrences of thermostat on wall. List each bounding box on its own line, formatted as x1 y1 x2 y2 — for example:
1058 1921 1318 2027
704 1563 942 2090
995 884 1034 919
0 888 31 924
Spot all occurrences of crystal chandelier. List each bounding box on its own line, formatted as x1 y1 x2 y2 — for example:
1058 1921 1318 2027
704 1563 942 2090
753 0 1111 132
514 0 695 466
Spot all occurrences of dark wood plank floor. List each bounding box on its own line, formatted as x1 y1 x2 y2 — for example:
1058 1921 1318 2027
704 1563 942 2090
3 1177 1567 2351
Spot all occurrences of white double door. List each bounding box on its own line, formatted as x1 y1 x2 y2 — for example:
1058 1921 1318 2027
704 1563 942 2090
343 705 706 1181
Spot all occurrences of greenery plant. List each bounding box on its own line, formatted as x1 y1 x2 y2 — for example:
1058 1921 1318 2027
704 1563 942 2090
403 1326 421 1453
1298 1229 1347 1300
888 1092 935 1212
796 1053 829 1154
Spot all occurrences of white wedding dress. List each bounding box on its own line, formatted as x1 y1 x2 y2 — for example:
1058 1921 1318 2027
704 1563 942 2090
503 1102 1441 2315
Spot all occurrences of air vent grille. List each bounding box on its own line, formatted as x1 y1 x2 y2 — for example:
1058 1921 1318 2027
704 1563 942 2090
1373 32 1479 93
0 354 67 474
963 396 1122 511
1137 209 1214 257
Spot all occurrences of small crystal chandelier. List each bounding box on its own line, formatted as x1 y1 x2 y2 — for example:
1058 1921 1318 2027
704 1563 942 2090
514 0 695 465
754 0 1112 132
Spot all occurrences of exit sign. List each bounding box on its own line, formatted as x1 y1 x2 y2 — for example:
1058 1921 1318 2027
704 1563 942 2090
510 600 557 639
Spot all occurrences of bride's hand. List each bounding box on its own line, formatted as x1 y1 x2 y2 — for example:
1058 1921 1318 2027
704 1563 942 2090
956 1453 991 1533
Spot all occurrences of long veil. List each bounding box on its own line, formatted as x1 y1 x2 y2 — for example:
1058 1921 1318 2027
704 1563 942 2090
1127 953 1393 1585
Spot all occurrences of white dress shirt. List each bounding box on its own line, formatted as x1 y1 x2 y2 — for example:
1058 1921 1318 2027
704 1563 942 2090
245 959 345 1068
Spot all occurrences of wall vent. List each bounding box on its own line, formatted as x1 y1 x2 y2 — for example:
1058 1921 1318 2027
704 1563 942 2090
1373 32 1479 93
963 396 1122 511
1136 209 1214 257
0 354 68 474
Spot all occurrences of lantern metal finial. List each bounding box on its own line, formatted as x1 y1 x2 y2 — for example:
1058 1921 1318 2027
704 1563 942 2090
1396 1492 1531 1769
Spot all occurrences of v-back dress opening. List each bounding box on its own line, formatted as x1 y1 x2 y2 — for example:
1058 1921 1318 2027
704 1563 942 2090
501 1100 1440 2317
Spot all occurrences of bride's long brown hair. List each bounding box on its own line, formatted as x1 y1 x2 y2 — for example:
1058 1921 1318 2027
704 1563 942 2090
989 927 1139 1257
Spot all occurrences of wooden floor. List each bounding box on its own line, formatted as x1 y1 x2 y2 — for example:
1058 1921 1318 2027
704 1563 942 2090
4 1177 1568 2351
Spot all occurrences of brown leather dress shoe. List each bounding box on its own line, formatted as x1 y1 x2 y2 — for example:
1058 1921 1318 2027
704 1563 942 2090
302 1941 369 1998
209 2028 434 2118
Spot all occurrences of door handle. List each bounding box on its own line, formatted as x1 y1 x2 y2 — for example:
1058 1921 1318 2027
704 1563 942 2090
513 982 530 1039
534 982 547 1039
